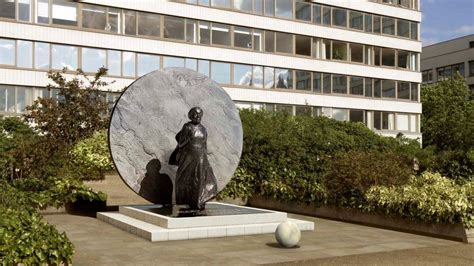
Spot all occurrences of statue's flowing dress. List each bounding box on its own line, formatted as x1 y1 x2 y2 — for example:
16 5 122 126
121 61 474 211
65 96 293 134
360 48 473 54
172 122 217 209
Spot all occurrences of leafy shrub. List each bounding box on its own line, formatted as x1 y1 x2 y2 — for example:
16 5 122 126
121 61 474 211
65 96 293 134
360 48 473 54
217 167 255 200
365 172 474 228
70 130 114 180
0 206 74 264
324 150 413 207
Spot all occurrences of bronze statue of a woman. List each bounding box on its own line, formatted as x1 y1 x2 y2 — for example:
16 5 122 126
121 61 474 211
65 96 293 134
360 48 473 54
169 107 217 210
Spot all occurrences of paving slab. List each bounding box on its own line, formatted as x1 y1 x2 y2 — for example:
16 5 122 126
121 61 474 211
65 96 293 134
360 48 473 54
44 212 467 265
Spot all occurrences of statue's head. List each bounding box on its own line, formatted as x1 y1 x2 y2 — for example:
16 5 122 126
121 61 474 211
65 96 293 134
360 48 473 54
188 107 203 124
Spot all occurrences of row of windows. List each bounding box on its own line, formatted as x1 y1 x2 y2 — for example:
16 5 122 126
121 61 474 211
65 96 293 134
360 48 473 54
0 84 120 114
235 101 420 133
0 0 420 71
368 0 419 10
172 0 419 39
422 62 472 84
0 38 419 102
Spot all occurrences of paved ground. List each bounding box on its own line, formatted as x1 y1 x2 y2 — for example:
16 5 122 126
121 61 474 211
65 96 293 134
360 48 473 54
48 174 471 265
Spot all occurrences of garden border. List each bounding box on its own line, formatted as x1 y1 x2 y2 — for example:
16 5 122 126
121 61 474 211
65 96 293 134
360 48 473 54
248 195 474 243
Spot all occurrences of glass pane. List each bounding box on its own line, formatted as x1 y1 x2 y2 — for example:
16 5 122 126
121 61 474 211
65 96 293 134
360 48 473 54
373 16 381 34
0 39 15 65
349 11 363 30
374 79 381 97
333 108 348 121
17 40 33 68
138 12 161 37
186 19 198 43
374 111 381 130
163 56 184 68
323 73 331 93
295 35 311 56
7 86 16 112
252 66 263 88
397 19 410 38
198 60 210 76
374 47 381 66
37 0 49 24
253 29 263 51
382 113 395 130
122 52 136 77
332 41 347 61
332 75 347 94
295 106 312 116
312 4 321 24
234 27 252 49
382 80 396 98
52 0 77 26
398 50 409 69
0 0 16 19
18 0 31 22
397 81 410 99
198 0 210 6
350 76 363 95
107 50 121 76
382 17 395 35
410 22 418 40
233 0 252 13
211 23 230 46
82 4 107 30
264 67 274 88
17 87 27 112
276 104 293 114
211 62 231 84
264 0 274 16
264 31 275 53
411 83 418 101
295 71 311 91
138 54 161 76
199 22 210 45
34 42 50 69
275 32 293 54
365 78 373 97
410 115 417 132
295 2 311 22
124 11 137 35
322 6 331 25
364 14 372 32
0 87 6 111
233 64 252 86
82 48 106 72
164 16 186 40
313 72 321 93
350 43 363 63
275 0 293 19
350 110 364 123
185 58 197 71
211 0 231 8
107 8 121 34
332 8 347 27
275 68 292 89
254 0 263 15
382 48 395 67
51 44 78 70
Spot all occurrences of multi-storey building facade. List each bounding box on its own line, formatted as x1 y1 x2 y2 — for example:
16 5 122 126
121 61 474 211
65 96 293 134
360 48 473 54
0 0 422 139
421 34 474 94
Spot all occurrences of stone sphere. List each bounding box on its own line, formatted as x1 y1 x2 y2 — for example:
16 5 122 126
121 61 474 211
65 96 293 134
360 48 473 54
109 68 243 204
275 221 301 248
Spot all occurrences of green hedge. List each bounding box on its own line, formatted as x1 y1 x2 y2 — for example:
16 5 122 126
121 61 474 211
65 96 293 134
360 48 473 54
365 172 474 228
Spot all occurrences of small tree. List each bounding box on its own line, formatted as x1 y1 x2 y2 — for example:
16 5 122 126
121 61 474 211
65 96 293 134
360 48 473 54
24 68 112 151
421 75 474 179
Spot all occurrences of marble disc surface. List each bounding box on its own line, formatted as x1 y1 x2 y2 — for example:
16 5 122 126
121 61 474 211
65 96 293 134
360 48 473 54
109 68 243 204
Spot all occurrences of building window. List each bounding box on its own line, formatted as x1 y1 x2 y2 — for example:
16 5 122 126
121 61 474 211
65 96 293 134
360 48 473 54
397 19 410 38
332 75 347 94
312 4 321 24
137 54 161 76
397 81 410 99
186 19 198 43
382 112 395 130
469 61 474 76
199 22 210 45
163 56 184 68
18 0 31 22
381 48 395 67
233 64 252 86
382 17 395 35
350 43 364 63
264 0 274 16
332 8 347 27
0 0 16 19
374 79 382 98
295 106 312 116
211 61 231 84
295 70 311 91
437 63 465 80
82 4 107 30
122 51 136 77
234 26 253 49
275 32 293 54
124 11 137 35
164 16 185 40
365 78 373 97
274 0 293 19
275 68 292 89
313 72 321 93
211 23 231 46
198 59 210 77
82 48 106 73
365 14 372 32
373 16 381 34
323 73 331 93
396 114 409 131
322 6 331 25
139 12 161 37
0 39 15 66
51 44 78 70
253 29 263 51
264 66 274 89
350 110 364 123
52 0 78 26
254 0 263 14
349 11 363 30
233 0 252 13
34 42 50 69
332 41 347 61
295 35 311 56
350 76 364 95
469 41 474 48
264 31 275 53
382 80 396 98
410 22 418 40
333 108 348 121
107 50 121 76
211 0 231 9
107 8 121 34
411 83 418 101
295 1 311 22
422 70 433 83
184 58 197 71
252 65 263 88
0 85 16 113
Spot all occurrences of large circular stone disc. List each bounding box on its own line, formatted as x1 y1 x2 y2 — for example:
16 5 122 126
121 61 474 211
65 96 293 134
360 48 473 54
109 68 243 204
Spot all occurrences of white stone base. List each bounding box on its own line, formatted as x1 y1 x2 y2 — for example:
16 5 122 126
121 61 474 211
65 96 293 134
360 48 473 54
97 203 314 242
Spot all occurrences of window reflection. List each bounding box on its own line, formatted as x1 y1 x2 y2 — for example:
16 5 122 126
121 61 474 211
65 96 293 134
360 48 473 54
211 62 230 84
107 50 121 76
233 64 252 86
137 54 160 76
275 68 292 89
82 48 106 72
51 44 78 70
17 40 33 68
163 56 184 68
82 4 107 30
138 12 161 37
18 0 31 22
122 51 136 77
0 0 15 19
264 67 274 89
52 0 77 26
34 42 50 69
252 66 263 88
0 39 15 65
211 23 231 46
164 16 185 40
